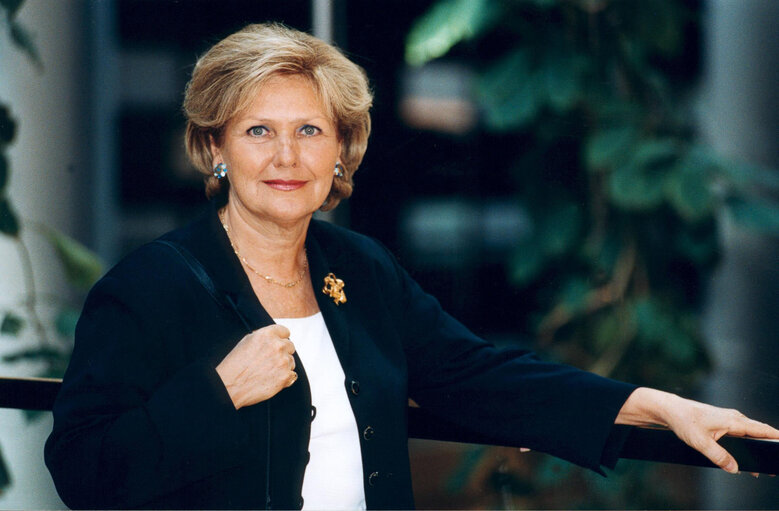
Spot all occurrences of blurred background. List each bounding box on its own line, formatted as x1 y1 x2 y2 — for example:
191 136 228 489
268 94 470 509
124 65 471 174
0 0 777 508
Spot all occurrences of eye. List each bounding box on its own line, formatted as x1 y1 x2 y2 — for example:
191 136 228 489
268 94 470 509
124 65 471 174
248 126 268 137
300 125 320 136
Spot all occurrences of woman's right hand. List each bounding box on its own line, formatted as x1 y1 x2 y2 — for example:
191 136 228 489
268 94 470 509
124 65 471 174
216 324 298 409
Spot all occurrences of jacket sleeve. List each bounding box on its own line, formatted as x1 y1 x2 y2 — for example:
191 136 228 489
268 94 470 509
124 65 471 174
44 264 252 508
374 243 637 472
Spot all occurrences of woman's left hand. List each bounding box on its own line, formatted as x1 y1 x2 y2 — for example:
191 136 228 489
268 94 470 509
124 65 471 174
616 387 779 473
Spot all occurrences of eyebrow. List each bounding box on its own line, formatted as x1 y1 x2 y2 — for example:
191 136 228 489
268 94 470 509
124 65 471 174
238 116 331 124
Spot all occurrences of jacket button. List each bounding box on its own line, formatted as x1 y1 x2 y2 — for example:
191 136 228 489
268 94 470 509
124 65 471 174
363 426 375 440
368 471 379 486
299 497 304 508
310 405 317 421
350 380 360 395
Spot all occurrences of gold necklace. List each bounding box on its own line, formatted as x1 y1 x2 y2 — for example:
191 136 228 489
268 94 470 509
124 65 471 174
219 211 308 289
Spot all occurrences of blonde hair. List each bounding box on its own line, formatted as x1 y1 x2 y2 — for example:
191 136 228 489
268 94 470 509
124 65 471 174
183 23 373 210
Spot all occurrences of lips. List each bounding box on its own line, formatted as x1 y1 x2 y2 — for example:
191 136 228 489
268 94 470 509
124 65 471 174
263 180 307 191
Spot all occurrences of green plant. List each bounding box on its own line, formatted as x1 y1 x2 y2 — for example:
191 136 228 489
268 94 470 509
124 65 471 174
407 0 778 508
1 0 102 494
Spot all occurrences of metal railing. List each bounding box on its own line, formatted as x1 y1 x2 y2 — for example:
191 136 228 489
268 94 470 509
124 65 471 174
2 376 776 474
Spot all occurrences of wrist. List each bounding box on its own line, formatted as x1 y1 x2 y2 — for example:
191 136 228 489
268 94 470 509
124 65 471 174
616 387 682 427
215 363 242 410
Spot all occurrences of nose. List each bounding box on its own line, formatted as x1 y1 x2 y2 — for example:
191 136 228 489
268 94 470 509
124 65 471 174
273 134 299 168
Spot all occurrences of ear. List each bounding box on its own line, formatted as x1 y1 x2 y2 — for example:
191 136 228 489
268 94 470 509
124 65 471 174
209 134 223 167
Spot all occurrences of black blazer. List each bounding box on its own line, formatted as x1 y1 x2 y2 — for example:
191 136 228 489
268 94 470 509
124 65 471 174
45 204 636 510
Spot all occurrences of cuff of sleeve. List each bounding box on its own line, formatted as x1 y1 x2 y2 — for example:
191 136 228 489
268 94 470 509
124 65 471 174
599 424 632 471
144 359 251 475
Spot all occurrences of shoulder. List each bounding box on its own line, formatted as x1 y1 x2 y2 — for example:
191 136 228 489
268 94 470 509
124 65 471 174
309 219 397 266
89 211 215 304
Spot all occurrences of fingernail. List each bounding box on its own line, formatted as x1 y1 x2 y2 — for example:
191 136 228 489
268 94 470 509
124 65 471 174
725 461 738 474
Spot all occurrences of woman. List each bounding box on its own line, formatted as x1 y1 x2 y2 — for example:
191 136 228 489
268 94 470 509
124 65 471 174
45 23 778 510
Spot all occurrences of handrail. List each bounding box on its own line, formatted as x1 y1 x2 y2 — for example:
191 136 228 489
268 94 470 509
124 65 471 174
2 377 776 474
408 407 779 474
0 376 61 410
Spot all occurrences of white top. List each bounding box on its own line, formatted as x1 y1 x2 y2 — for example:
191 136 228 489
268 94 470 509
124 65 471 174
274 313 366 511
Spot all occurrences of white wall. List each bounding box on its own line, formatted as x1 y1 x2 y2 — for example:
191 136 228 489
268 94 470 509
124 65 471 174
0 0 88 507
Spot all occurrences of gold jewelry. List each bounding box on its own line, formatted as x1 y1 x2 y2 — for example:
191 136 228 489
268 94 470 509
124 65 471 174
322 273 347 305
219 210 308 288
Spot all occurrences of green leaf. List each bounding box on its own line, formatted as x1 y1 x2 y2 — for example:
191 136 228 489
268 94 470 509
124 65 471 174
538 201 582 256
718 159 779 192
42 228 104 290
22 409 44 422
584 230 622 276
1 312 24 336
631 298 700 366
54 307 79 338
0 442 11 493
608 163 665 210
0 0 25 18
631 298 674 349
405 0 495 66
0 197 20 237
2 346 63 364
9 19 42 69
664 164 714 222
675 226 718 266
632 138 678 169
510 241 545 286
584 126 639 171
558 278 590 315
476 49 540 129
608 139 679 210
36 357 69 380
0 153 8 191
638 0 684 56
661 330 697 366
727 196 779 234
0 104 17 145
540 52 584 113
593 306 631 353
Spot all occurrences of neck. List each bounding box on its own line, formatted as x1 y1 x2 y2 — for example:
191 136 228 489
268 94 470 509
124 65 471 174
220 202 310 283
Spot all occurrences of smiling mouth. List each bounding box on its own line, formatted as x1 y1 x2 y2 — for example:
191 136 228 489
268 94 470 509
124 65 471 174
263 180 307 191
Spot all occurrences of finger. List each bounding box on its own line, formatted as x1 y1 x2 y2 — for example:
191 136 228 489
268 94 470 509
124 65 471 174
266 324 291 339
727 416 779 439
280 337 296 355
289 354 296 371
286 371 298 387
743 420 779 439
699 438 738 473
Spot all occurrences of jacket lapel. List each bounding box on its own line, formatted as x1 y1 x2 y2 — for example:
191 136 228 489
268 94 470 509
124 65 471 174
307 220 353 371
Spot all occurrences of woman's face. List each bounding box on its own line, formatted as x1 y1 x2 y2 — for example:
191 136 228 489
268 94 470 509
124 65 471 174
211 74 341 227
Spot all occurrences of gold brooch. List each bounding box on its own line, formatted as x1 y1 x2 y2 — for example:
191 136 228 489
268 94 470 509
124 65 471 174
322 273 347 305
